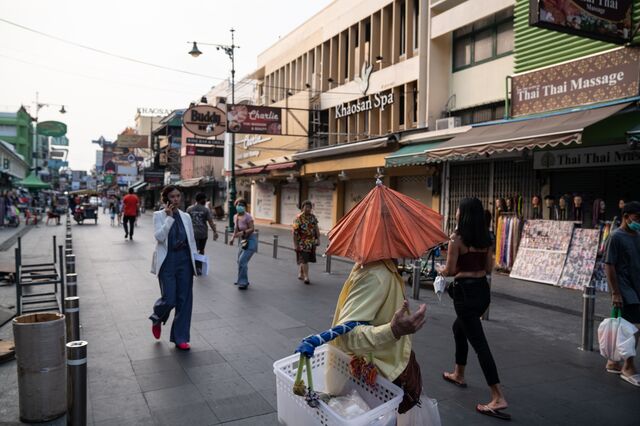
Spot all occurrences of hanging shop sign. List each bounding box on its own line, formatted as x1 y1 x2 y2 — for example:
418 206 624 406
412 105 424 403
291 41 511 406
116 134 149 149
186 145 223 157
183 105 227 137
50 150 65 158
533 144 640 169
511 48 640 116
334 92 394 119
144 170 164 184
37 121 67 137
186 137 224 146
530 0 633 44
227 105 282 135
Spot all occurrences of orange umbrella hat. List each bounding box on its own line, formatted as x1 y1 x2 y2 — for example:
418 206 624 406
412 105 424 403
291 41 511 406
326 181 448 265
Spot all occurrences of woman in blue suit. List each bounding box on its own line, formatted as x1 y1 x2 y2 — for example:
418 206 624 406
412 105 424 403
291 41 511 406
149 185 198 350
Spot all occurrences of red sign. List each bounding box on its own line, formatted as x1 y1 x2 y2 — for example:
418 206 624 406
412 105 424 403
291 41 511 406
227 104 282 135
186 145 223 157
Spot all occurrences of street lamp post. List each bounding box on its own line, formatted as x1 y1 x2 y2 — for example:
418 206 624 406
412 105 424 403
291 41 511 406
32 91 66 172
188 29 239 232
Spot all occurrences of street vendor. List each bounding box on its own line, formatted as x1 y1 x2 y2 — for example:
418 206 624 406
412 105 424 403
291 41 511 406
325 181 448 415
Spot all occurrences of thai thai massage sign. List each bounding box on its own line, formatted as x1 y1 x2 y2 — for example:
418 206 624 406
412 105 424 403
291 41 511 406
511 47 640 117
227 105 282 135
530 0 633 44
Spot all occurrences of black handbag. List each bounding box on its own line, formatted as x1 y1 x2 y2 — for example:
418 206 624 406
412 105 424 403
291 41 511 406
240 239 249 250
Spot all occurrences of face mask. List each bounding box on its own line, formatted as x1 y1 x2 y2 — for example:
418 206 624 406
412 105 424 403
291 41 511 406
236 205 245 214
629 220 640 232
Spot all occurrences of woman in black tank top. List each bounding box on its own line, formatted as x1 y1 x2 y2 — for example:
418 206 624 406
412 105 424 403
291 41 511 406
436 198 511 420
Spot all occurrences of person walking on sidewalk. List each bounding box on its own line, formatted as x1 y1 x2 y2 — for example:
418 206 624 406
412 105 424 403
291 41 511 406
122 188 139 240
149 185 198 351
604 200 640 387
187 192 219 275
229 198 256 290
437 197 510 421
292 200 320 285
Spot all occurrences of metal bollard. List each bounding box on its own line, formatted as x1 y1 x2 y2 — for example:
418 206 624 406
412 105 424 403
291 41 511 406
412 259 421 300
66 341 87 426
481 275 491 321
66 273 78 298
65 238 72 251
224 229 229 245
64 297 80 342
580 284 596 351
272 235 278 259
325 254 332 274
65 249 73 258
255 230 260 253
65 255 75 274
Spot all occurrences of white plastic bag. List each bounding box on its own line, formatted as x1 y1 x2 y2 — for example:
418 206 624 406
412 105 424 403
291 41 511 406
327 389 371 419
598 311 638 362
397 396 441 426
433 276 447 302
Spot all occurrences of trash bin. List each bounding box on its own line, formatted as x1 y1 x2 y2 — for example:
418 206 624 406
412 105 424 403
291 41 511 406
12 312 66 422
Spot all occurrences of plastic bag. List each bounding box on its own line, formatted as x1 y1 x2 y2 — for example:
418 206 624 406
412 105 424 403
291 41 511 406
327 389 371 419
397 396 441 426
598 308 639 362
433 275 447 302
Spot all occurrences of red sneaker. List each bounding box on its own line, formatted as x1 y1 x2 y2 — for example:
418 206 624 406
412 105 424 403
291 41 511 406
152 322 161 340
176 342 190 351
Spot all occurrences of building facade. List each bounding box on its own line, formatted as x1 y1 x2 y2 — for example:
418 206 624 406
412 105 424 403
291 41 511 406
0 107 35 166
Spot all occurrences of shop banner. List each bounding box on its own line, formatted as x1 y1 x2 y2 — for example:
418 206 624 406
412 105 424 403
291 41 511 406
511 48 640 117
533 144 640 169
227 104 282 135
116 134 149 149
186 137 224 146
144 170 164 184
530 0 633 44
558 228 600 289
185 145 223 157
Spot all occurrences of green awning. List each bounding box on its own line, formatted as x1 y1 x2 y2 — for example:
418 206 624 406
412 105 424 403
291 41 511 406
385 141 448 167
14 172 51 189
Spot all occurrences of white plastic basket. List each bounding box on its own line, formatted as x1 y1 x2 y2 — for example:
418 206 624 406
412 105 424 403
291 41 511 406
273 344 403 426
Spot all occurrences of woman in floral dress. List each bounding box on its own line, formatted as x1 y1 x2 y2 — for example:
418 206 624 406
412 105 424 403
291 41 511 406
292 200 320 284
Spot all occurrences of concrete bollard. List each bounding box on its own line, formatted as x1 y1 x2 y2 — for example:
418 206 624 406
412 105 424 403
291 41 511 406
64 297 80 343
325 254 332 274
580 284 596 351
66 273 78 298
66 341 88 426
412 259 421 300
65 255 75 274
272 235 278 258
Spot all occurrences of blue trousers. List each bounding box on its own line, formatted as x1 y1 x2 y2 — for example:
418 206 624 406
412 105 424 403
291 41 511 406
237 234 257 286
150 249 194 344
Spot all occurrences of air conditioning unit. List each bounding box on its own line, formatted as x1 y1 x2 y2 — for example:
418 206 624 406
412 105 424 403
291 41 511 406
436 117 461 131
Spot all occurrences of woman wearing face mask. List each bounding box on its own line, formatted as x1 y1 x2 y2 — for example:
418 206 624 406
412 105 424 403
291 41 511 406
149 185 198 351
437 197 510 420
229 199 257 290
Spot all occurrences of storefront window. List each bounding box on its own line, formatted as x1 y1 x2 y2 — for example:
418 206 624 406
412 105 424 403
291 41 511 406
496 21 514 55
454 36 472 69
399 90 405 126
413 0 419 50
400 1 406 56
474 29 493 62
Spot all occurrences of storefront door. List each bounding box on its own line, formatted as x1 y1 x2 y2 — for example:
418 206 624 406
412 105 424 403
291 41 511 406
280 183 300 226
396 175 432 207
253 182 276 222
343 179 376 216
308 181 334 232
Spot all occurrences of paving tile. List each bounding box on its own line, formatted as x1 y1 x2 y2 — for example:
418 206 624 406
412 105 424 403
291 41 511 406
144 383 205 411
196 376 256 401
91 392 150 423
150 401 220 426
186 362 241 384
132 355 182 376
136 368 192 393
191 311 222 322
207 392 273 423
95 416 155 426
89 374 141 400
241 370 276 392
227 353 275 375
175 349 226 369
220 412 279 425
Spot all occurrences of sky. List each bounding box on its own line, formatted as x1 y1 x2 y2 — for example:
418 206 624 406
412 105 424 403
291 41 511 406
0 0 333 171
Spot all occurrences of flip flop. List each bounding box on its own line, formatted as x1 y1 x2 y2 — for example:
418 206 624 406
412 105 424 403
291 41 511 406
620 373 640 387
442 372 467 388
606 368 622 374
476 404 512 421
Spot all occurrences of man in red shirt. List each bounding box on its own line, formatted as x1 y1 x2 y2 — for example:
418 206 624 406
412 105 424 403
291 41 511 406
122 188 140 240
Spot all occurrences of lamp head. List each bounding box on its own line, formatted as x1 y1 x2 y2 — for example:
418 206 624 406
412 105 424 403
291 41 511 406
59 105 66 114
189 42 202 58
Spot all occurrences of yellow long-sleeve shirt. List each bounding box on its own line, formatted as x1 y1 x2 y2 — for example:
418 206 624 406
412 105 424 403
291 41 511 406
331 260 412 382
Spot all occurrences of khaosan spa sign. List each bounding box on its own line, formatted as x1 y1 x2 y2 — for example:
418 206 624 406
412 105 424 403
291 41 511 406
183 105 227 137
530 0 634 44
334 91 394 119
511 47 640 116
227 105 282 135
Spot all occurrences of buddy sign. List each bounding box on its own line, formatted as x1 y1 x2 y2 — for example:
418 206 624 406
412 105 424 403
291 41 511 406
183 105 227 137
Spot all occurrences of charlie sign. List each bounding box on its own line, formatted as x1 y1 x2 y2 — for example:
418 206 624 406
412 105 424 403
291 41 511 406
530 0 633 44
511 47 640 116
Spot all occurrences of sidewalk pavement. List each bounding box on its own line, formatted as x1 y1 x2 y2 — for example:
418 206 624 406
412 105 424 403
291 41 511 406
0 214 638 425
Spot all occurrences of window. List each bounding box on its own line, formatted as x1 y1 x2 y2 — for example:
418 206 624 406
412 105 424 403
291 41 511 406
0 125 17 137
452 7 514 71
413 0 419 50
344 32 349 81
365 20 371 43
364 110 369 134
400 1 407 56
399 90 405 126
451 102 505 125
412 87 418 123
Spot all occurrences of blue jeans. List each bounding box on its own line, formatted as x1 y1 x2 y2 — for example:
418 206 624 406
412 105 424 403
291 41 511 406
150 248 194 344
237 234 257 286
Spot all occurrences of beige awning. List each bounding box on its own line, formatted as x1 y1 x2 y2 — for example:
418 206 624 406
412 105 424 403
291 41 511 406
425 102 631 161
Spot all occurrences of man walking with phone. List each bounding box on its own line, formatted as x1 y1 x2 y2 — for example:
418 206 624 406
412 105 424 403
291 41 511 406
187 192 219 275
122 188 140 240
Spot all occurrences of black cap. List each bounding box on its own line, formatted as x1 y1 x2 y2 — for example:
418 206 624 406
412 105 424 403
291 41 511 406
622 201 640 215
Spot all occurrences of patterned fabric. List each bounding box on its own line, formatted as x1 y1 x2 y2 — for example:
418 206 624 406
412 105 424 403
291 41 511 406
295 321 369 358
293 213 319 252
169 213 188 251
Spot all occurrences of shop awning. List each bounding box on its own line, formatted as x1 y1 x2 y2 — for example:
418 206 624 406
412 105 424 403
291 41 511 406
14 172 51 189
385 141 449 167
265 161 297 171
292 136 393 160
235 166 266 176
425 102 631 162
177 177 203 187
